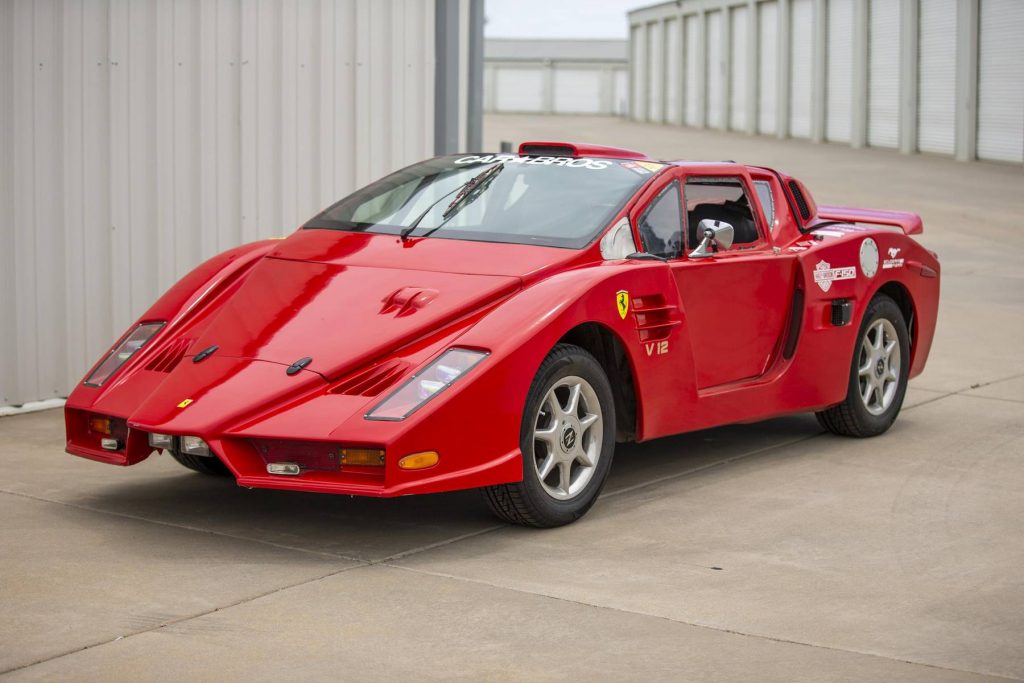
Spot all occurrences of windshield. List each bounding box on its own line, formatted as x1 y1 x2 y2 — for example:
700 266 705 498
304 154 662 249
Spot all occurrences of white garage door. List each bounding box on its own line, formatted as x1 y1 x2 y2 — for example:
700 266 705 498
494 68 544 113
614 69 629 116
826 0 853 142
868 0 902 148
685 14 701 126
977 0 1024 163
553 68 602 115
631 25 646 121
647 21 664 122
918 0 957 154
758 1 778 134
729 5 749 131
706 10 725 129
665 18 681 124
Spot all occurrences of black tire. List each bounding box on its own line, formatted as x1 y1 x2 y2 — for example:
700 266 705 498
168 449 232 476
816 293 910 437
484 344 616 528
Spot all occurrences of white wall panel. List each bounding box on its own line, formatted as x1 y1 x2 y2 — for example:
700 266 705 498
977 0 1024 162
684 14 701 126
665 18 681 124
631 24 647 120
729 5 749 131
614 69 629 115
868 0 902 148
758 1 779 135
918 0 957 154
553 68 602 114
1 0 440 406
706 10 725 129
789 0 813 139
647 21 664 122
826 0 853 142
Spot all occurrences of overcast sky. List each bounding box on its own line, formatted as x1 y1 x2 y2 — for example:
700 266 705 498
484 0 649 40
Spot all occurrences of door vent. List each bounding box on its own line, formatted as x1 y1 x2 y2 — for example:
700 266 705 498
631 294 682 342
145 338 194 373
331 359 410 396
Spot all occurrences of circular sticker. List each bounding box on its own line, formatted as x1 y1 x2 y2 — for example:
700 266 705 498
860 238 879 278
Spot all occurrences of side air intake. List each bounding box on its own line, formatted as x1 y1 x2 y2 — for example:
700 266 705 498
788 180 811 221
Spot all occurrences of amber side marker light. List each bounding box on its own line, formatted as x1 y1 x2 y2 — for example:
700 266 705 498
88 416 112 435
340 448 385 467
398 451 440 470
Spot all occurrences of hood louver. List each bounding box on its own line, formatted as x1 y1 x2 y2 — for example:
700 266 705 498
331 359 410 396
145 338 194 373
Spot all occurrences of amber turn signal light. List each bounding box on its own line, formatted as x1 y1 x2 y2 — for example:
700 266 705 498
398 451 439 470
88 416 112 436
340 448 385 467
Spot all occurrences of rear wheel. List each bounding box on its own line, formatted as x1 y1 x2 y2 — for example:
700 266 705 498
484 344 616 528
168 449 232 476
816 294 910 437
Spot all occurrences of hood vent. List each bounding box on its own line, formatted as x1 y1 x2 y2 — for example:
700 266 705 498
331 359 410 396
145 338 194 373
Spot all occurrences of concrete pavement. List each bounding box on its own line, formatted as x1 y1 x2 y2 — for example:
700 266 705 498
1 114 1022 681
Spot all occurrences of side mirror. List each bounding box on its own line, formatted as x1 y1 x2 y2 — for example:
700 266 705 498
688 219 735 259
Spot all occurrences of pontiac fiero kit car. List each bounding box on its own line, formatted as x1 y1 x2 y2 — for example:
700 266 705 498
65 142 939 527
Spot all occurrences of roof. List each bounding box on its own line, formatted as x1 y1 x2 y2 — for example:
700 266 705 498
484 38 628 63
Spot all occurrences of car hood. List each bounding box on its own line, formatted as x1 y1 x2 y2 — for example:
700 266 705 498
186 253 520 382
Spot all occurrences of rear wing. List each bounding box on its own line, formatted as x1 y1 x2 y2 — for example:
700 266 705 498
816 205 923 235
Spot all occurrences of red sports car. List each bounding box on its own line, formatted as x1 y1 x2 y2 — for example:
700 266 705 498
65 142 940 527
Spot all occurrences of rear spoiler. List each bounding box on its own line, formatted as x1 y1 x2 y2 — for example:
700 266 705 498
816 205 923 235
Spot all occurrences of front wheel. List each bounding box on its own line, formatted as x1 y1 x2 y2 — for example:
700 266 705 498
817 294 910 437
484 344 616 528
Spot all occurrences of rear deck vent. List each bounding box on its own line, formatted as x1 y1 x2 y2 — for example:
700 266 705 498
145 338 194 373
788 180 811 221
331 359 410 396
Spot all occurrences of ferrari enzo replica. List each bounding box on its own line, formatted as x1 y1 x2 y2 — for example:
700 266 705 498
65 141 940 527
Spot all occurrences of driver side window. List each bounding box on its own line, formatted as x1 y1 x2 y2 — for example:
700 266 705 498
684 177 762 250
638 181 683 259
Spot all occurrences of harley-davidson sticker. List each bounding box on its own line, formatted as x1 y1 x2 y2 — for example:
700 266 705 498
616 290 630 319
813 260 856 292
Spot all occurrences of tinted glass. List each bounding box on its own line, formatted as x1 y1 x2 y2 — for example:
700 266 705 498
305 154 658 249
684 177 762 248
753 180 775 230
638 181 683 258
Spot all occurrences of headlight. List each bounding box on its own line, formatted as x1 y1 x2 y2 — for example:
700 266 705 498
84 321 165 387
180 436 211 457
366 348 488 421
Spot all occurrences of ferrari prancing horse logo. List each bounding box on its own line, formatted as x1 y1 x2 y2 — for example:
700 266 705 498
177 399 193 409
616 290 629 319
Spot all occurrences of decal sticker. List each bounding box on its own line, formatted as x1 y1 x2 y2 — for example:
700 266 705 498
620 161 651 175
177 398 193 409
859 238 879 278
645 340 669 356
883 247 905 270
812 229 846 238
635 161 665 173
616 290 630 319
813 260 856 293
788 244 811 252
453 154 611 170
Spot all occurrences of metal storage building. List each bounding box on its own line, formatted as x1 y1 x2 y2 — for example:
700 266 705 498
629 0 1024 164
484 38 629 116
0 0 483 408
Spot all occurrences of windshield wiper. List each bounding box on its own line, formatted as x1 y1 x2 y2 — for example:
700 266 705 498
399 163 504 242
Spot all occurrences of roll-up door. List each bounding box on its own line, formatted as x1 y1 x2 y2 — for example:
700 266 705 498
494 68 544 113
730 5 749 131
706 10 725 129
789 0 813 139
917 0 957 154
685 15 701 126
758 1 778 134
826 0 853 142
631 25 647 121
868 0 902 148
977 0 1024 163
665 18 681 124
647 21 664 122
614 69 629 116
553 68 602 115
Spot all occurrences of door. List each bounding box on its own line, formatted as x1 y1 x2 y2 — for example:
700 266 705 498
789 0 813 138
826 0 854 143
669 174 795 389
918 0 957 154
977 0 1024 163
757 1 778 135
868 0 901 148
729 5 749 131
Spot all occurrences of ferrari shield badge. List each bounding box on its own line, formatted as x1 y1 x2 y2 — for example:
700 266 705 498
177 399 193 409
616 290 630 319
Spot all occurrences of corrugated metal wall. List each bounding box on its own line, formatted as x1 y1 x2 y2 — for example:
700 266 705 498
0 0 441 406
628 0 1024 165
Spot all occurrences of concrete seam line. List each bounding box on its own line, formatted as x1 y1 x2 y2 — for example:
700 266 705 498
0 488 362 563
381 564 1023 682
0 562 371 677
